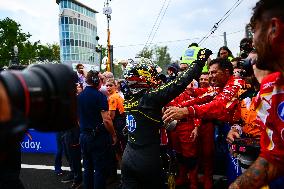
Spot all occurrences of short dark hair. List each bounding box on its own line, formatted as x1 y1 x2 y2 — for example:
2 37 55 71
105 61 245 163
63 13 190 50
76 63 84 69
250 0 284 29
217 46 233 58
86 70 100 86
209 58 233 75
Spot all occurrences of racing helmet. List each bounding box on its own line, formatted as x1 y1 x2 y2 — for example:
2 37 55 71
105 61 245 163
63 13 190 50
123 57 159 94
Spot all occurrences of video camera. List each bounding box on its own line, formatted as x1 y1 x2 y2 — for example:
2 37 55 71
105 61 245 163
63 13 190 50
237 38 255 77
0 64 78 142
239 38 254 59
231 137 260 157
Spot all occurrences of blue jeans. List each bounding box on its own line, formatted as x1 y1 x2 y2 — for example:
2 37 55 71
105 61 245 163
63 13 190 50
80 131 112 189
63 128 82 183
54 132 64 173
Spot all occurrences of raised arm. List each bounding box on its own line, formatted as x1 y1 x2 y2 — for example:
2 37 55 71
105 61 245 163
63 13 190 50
145 49 212 108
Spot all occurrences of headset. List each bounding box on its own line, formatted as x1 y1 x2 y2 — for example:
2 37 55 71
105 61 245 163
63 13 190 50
88 70 100 87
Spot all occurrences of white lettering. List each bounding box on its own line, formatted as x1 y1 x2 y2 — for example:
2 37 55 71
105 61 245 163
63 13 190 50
281 107 284 117
20 139 41 150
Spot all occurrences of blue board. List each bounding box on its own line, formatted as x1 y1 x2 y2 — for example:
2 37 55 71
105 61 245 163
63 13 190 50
21 129 57 154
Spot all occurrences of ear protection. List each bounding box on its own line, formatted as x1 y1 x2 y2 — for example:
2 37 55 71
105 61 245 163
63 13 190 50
89 70 100 87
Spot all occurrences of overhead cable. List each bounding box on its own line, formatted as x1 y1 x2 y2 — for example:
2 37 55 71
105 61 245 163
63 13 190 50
198 0 245 45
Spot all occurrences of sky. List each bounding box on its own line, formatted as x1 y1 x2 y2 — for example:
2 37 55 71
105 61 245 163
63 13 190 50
0 0 259 61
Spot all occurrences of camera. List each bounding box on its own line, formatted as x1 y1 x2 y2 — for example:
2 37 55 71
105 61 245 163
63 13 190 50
0 64 78 141
239 38 253 59
237 58 254 77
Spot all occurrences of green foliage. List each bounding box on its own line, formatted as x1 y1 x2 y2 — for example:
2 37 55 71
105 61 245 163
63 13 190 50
113 64 124 79
137 45 172 74
137 47 154 59
0 17 60 67
155 46 171 73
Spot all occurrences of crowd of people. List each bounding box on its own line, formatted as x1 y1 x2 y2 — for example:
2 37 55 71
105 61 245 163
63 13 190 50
55 1 284 188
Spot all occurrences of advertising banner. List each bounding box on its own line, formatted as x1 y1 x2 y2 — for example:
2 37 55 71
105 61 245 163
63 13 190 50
21 129 57 154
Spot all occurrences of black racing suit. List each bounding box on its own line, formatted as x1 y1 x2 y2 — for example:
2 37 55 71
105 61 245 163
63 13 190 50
121 61 204 189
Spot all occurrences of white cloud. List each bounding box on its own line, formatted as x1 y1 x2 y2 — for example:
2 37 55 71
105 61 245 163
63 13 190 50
0 0 259 60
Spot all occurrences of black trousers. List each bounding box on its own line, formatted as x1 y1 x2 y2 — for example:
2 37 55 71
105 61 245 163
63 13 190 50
121 143 163 189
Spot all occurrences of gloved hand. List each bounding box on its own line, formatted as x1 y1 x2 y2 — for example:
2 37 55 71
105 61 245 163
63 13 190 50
197 48 212 63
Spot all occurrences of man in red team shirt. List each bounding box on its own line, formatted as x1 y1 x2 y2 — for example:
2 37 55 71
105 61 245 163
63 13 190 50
229 0 284 188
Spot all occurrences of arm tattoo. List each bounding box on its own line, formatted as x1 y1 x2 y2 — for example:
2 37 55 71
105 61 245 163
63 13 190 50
229 157 278 189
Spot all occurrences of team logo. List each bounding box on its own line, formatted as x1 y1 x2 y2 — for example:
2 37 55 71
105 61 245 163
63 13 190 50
185 49 195 57
277 101 284 121
126 114 137 133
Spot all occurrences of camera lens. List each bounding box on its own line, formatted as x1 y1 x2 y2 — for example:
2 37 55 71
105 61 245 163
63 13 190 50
0 64 77 132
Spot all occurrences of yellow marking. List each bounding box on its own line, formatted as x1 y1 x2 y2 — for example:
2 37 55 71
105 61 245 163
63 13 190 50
124 101 139 109
137 110 160 123
137 69 151 77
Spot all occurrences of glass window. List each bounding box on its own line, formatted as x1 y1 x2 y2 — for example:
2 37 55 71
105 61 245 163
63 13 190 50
84 21 86 27
62 47 65 54
65 25 69 31
74 18 77 25
61 17 64 24
70 32 73 38
63 0 67 8
63 40 66 46
66 46 70 53
75 54 79 61
85 42 87 47
66 39 70 46
66 32 70 38
81 20 83 26
64 17 68 24
75 40 78 46
70 39 74 46
71 54 75 60
67 1 71 9
66 54 70 61
69 18 73 24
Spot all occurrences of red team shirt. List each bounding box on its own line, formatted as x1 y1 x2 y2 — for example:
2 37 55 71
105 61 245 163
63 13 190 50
255 72 284 171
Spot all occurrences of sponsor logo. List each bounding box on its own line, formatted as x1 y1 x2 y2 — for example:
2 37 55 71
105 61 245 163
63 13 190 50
126 114 136 133
263 82 274 90
20 139 41 151
277 101 284 121
185 49 195 57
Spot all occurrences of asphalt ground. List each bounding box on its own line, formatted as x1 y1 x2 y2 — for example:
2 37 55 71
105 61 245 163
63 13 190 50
20 153 228 189
20 153 120 189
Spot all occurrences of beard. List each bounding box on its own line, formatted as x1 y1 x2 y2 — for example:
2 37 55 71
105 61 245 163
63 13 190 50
254 29 278 71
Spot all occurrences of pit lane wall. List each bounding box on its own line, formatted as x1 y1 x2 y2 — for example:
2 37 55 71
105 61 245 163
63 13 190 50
21 129 57 153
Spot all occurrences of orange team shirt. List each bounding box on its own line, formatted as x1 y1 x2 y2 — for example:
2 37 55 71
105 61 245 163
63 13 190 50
240 96 261 137
108 92 125 114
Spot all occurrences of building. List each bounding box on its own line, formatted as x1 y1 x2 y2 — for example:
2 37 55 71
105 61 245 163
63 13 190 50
56 0 100 70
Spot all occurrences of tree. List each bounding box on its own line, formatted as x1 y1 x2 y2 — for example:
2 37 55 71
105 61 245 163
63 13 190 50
0 17 60 67
154 46 171 73
137 47 154 59
0 17 31 67
136 45 172 74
